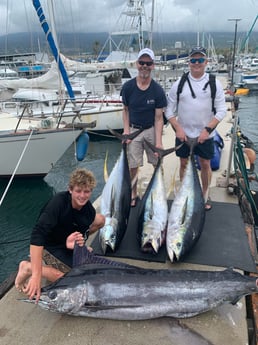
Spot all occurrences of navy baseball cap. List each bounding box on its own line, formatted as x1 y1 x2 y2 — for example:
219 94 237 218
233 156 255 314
189 47 207 56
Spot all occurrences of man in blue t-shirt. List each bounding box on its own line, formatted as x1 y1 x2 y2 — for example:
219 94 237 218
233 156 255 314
121 48 167 207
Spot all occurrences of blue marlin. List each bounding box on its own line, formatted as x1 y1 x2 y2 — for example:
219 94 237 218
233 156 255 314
22 246 258 320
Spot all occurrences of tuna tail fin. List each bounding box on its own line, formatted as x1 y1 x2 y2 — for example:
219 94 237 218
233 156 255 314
144 139 183 159
72 243 136 269
108 126 143 142
185 137 198 154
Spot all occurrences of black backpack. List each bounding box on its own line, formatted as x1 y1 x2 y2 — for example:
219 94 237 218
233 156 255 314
176 72 217 114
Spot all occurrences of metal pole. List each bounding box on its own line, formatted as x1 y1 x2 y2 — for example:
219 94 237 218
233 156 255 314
226 110 238 185
225 19 241 185
228 18 241 89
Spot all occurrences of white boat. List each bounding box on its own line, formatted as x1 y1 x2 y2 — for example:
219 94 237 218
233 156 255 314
237 71 258 89
0 110 85 177
240 71 258 82
245 57 258 71
243 78 258 90
0 68 18 80
0 58 124 133
1 90 123 133
0 56 125 93
0 127 83 177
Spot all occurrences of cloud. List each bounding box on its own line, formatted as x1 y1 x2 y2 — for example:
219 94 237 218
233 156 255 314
0 0 257 35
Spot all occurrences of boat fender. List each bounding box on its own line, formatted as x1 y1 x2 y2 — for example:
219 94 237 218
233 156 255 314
76 132 89 161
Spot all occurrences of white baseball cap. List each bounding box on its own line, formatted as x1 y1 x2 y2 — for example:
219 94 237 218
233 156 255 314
137 48 155 61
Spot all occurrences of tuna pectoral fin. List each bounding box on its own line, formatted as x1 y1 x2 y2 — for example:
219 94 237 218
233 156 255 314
167 311 200 318
73 243 137 268
181 197 188 224
144 139 184 158
108 127 143 141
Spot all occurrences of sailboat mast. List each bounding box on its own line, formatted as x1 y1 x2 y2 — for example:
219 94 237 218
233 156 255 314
149 0 154 49
32 0 75 101
47 0 58 46
197 9 200 46
138 1 143 49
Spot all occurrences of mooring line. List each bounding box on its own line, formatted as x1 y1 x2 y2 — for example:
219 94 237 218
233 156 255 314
0 130 34 206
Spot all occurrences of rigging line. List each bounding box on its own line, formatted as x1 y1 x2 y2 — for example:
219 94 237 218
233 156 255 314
4 0 9 59
0 130 34 207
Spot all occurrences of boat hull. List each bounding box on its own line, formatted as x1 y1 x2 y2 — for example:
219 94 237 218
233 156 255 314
73 105 123 132
0 128 82 177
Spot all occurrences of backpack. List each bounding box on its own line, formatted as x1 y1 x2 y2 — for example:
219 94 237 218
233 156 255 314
176 72 217 114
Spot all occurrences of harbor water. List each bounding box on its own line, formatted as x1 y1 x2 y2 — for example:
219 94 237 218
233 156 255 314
0 89 258 285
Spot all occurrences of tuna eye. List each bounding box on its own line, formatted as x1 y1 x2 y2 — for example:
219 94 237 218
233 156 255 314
48 290 57 300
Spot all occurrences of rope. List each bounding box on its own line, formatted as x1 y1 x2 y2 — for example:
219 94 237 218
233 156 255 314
233 135 258 215
0 130 34 206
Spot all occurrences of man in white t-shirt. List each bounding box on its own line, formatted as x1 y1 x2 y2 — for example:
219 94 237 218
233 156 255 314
165 46 227 210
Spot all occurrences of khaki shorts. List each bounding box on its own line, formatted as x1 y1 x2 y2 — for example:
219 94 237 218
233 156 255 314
127 126 158 168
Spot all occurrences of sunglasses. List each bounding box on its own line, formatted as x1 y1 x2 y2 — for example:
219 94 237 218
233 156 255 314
190 57 206 64
138 60 154 66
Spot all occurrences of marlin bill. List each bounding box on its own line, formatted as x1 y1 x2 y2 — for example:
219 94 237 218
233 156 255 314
22 248 258 320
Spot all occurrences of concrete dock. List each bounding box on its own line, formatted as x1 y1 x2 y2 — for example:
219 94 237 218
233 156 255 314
0 77 256 345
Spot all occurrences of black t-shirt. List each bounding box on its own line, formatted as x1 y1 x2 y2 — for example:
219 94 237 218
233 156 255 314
30 191 96 249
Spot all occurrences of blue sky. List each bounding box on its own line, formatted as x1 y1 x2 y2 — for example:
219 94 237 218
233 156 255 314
0 0 257 34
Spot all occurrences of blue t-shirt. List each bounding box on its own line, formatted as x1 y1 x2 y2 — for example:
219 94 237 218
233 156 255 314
121 77 167 127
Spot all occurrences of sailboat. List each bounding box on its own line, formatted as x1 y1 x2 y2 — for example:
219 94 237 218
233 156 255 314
0 115 84 177
0 0 124 134
0 0 88 177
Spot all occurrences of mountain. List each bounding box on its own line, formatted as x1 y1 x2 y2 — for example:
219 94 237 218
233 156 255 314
0 31 257 57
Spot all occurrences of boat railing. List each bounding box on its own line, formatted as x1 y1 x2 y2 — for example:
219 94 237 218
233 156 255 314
2 97 91 123
14 103 30 133
1 92 119 132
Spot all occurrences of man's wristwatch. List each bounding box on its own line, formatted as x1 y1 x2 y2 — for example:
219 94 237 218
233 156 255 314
204 126 213 134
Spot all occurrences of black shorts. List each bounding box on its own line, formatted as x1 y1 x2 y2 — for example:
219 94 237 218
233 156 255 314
175 138 214 160
45 246 73 267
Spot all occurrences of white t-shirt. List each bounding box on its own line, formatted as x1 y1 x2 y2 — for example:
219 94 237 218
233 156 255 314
165 73 227 138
